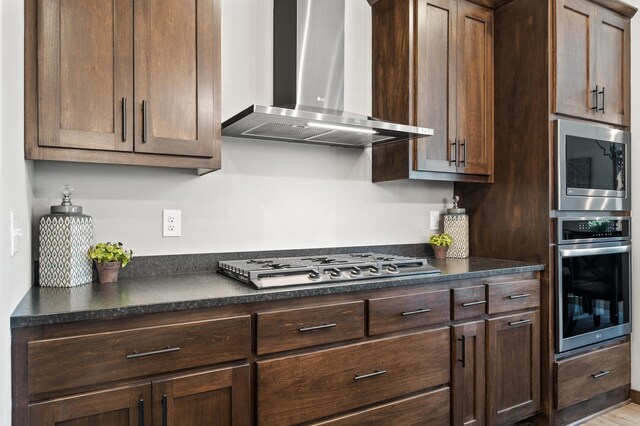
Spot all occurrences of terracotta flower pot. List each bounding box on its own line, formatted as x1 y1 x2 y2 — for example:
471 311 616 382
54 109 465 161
431 245 449 260
96 261 122 284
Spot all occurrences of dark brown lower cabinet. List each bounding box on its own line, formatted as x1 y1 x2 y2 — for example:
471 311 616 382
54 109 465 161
312 387 450 426
28 382 151 425
152 365 250 426
452 321 485 426
27 365 249 426
486 311 540 425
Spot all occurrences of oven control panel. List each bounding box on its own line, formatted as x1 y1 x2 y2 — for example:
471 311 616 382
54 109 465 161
559 217 630 243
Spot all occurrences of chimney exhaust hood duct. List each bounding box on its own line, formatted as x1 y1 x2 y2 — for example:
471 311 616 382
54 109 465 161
221 0 433 148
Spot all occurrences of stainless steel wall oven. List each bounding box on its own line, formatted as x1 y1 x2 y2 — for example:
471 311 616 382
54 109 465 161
556 120 631 211
556 217 631 353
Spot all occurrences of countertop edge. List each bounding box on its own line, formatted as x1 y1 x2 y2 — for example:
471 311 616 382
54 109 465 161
10 263 544 328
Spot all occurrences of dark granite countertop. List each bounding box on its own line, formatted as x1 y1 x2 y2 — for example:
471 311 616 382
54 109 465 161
11 256 543 328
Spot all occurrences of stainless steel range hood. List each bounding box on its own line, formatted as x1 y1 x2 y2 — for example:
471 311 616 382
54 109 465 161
222 0 433 148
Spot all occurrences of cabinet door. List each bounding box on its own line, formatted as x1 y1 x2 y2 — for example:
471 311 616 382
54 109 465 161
414 0 458 173
594 6 630 126
456 1 493 176
486 311 540 425
28 383 150 425
152 364 250 426
555 0 598 120
134 0 219 157
452 321 485 426
37 0 134 152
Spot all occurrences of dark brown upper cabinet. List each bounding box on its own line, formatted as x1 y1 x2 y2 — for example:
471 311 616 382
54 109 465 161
26 0 221 175
555 0 630 127
372 0 494 183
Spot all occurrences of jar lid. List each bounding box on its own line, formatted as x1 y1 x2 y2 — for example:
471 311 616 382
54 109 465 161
447 195 466 214
51 185 83 214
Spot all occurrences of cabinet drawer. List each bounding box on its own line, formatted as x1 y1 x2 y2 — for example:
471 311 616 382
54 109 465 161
368 290 450 335
312 387 450 426
28 315 251 394
257 328 450 425
452 286 487 320
555 342 630 409
256 301 365 355
487 280 540 314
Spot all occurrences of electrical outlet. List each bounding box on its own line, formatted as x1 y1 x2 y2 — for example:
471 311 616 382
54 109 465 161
429 211 440 231
10 210 23 256
162 209 182 237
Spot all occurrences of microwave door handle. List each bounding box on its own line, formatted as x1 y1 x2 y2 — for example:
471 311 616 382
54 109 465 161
559 245 632 257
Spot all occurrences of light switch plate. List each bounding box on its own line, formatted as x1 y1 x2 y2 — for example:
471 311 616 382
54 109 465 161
429 211 440 231
10 210 23 256
162 209 182 237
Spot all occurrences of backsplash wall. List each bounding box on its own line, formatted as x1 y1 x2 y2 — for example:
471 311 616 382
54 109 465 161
31 0 453 256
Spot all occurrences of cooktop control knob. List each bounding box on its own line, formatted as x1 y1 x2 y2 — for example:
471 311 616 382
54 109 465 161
369 266 381 275
350 266 362 277
308 271 321 281
329 268 342 278
387 264 399 274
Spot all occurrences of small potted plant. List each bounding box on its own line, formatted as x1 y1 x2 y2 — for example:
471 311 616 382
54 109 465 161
429 233 452 260
88 242 133 284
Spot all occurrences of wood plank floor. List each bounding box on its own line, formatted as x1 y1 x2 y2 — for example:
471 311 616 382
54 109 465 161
584 403 640 425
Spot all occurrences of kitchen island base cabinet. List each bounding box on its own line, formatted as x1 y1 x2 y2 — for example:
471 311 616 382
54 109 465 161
257 329 450 426
487 311 540 425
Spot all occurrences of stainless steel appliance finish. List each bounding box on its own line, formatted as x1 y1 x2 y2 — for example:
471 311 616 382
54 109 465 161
222 0 434 147
556 217 632 353
218 253 440 289
556 119 631 211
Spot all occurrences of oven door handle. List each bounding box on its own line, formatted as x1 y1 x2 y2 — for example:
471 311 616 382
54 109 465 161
559 244 631 257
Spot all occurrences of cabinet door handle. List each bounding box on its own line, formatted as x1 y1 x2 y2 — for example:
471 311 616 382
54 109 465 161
162 394 168 426
508 319 531 327
460 139 467 166
401 308 431 316
462 300 487 307
599 86 605 113
126 346 181 359
457 334 466 368
450 139 457 166
138 399 144 426
142 100 148 143
354 370 387 381
591 370 610 379
299 323 337 332
509 293 531 300
122 97 127 142
591 85 599 111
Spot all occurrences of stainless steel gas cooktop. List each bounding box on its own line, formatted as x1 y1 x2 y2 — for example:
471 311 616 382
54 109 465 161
218 253 441 289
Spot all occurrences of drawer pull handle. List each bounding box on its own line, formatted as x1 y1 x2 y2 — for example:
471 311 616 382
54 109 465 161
138 399 144 426
508 319 531 327
457 334 467 368
509 293 531 300
401 308 431 316
462 300 487 307
126 346 181 359
354 370 387 381
592 371 610 379
299 323 337 332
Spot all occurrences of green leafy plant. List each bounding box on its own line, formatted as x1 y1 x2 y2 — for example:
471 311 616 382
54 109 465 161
429 233 453 247
88 242 133 267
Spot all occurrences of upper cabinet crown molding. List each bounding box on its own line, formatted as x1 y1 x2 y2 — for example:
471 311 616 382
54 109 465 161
25 0 221 175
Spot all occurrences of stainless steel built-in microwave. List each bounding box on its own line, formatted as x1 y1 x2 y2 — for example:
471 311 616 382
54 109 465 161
556 120 631 211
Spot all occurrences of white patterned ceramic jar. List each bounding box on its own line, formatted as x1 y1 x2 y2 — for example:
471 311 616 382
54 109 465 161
444 196 469 259
39 186 93 287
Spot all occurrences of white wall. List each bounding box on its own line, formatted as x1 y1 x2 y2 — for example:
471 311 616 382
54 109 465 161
1 0 34 424
630 0 640 392
31 0 453 256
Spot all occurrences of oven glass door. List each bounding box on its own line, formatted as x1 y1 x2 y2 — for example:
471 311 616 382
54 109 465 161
565 136 626 197
557 242 631 353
